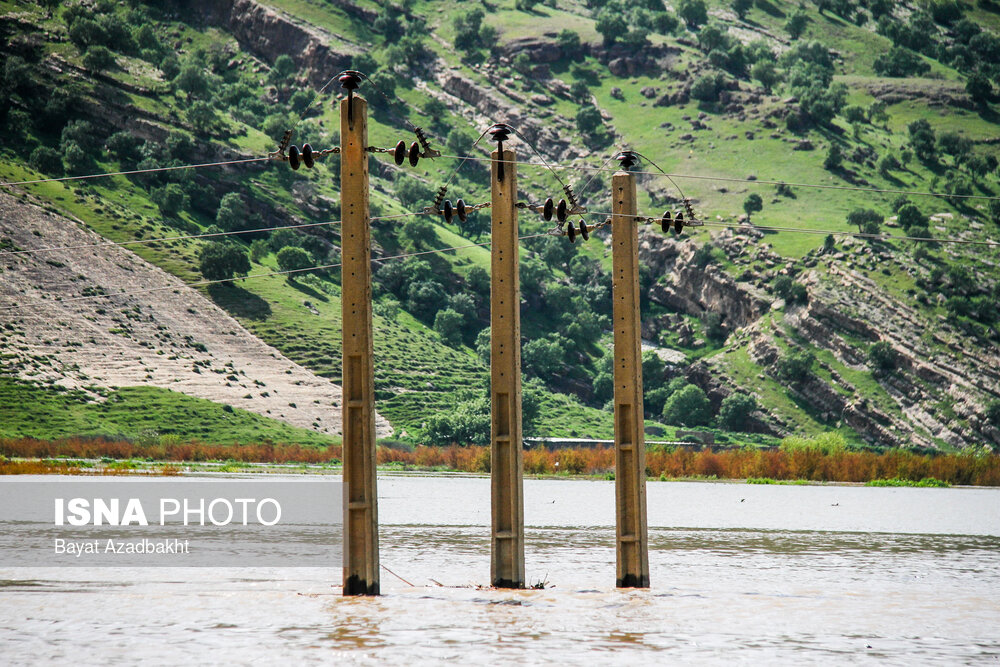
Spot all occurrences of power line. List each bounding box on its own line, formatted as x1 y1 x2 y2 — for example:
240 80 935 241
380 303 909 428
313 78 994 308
0 157 270 189
6 147 996 205
580 210 1000 247
0 213 427 259
435 153 1000 202
0 229 553 314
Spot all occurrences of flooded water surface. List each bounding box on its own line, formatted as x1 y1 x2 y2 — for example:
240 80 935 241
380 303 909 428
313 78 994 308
2 476 999 664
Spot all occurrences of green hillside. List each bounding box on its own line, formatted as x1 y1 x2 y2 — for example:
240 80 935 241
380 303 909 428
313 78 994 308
1 0 999 450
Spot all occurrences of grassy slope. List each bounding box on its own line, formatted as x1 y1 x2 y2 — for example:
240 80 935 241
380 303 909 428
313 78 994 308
0 377 338 446
2 0 997 447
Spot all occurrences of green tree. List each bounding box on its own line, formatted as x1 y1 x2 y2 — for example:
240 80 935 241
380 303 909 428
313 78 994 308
406 280 448 319
400 217 438 249
453 9 486 53
269 54 297 86
690 72 722 102
824 144 843 170
743 193 763 221
867 341 898 372
29 146 63 176
896 204 927 231
776 350 815 383
151 183 188 217
751 60 780 93
82 45 116 72
394 174 434 210
717 392 757 431
908 119 937 163
522 336 563 382
595 12 627 46
467 266 490 301
199 242 251 281
249 238 269 262
215 193 246 231
731 0 753 19
677 0 708 29
174 63 210 99
434 308 465 346
557 29 582 55
847 208 884 235
576 106 603 135
985 400 1000 428
966 71 992 106
186 101 217 133
785 11 809 39
873 46 930 77
275 246 312 276
662 384 711 426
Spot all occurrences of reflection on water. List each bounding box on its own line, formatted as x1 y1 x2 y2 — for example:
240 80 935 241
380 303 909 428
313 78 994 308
1 476 999 664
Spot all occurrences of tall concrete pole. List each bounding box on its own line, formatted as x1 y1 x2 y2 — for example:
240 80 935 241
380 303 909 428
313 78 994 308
611 169 650 588
490 143 525 589
340 85 379 596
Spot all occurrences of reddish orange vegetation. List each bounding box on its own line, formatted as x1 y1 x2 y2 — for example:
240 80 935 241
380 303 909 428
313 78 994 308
0 458 180 476
3 438 999 485
1 437 342 464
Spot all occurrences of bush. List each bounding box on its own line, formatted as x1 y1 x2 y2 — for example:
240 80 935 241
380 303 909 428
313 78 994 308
751 61 780 92
82 45 116 72
151 183 188 217
62 141 93 175
690 72 724 102
275 246 312 275
522 335 563 382
677 0 708 29
775 350 814 382
908 119 937 163
867 341 898 372
394 174 434 211
199 242 250 281
896 204 928 231
779 432 847 454
743 193 763 220
986 400 1000 427
847 208 884 235
662 384 712 426
215 193 246 231
702 311 727 342
575 105 604 134
773 276 808 304
785 11 809 39
433 308 465 346
717 392 757 431
731 0 753 19
556 29 582 56
824 144 844 170
29 146 63 176
873 46 931 77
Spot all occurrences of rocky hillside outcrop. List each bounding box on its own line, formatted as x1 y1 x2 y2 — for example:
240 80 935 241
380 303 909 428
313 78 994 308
636 227 1000 449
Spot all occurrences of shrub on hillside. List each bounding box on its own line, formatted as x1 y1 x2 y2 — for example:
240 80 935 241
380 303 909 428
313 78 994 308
662 384 712 426
199 242 250 281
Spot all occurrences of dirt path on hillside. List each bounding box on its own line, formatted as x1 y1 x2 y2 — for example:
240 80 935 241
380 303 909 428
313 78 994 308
0 191 391 438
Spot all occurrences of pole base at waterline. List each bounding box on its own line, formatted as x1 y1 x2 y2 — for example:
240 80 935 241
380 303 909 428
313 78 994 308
344 575 380 596
616 574 650 589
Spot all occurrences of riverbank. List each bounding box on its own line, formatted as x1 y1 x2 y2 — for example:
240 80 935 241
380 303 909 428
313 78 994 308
3 451 999 487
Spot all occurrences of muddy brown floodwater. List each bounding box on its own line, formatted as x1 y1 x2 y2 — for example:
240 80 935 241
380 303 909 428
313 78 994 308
2 475 999 664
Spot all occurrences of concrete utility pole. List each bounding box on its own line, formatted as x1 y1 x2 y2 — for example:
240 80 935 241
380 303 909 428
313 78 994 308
489 128 525 589
610 166 650 588
339 76 379 596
